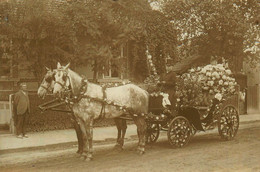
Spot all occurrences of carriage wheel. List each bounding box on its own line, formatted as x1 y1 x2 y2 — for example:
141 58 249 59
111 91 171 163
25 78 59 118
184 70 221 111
218 105 239 141
146 123 160 144
167 116 192 148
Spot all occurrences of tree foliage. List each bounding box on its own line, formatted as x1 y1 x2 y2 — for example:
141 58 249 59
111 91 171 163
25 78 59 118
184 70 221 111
0 0 177 81
162 0 259 71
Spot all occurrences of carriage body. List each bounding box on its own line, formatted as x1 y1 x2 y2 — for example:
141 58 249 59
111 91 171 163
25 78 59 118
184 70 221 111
145 85 240 147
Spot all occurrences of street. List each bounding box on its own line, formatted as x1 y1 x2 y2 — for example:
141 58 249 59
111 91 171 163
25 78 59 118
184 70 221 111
1 121 260 172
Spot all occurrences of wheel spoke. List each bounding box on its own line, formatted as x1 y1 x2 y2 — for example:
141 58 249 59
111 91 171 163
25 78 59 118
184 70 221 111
218 105 239 140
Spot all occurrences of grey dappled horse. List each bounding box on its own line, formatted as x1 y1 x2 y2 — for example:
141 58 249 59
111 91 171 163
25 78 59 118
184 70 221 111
53 63 148 161
37 68 84 154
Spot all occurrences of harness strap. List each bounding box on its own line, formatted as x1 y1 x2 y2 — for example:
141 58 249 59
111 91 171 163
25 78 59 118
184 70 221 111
55 81 66 88
40 84 51 91
99 86 107 119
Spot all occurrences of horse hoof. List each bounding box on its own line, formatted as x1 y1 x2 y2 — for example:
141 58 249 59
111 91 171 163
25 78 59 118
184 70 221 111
139 151 145 155
80 156 86 160
114 144 123 150
85 157 93 161
136 149 145 155
76 150 83 154
76 153 83 158
76 151 83 155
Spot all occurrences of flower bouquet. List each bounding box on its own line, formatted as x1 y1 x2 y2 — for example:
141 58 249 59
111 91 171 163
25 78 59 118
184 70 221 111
176 64 238 108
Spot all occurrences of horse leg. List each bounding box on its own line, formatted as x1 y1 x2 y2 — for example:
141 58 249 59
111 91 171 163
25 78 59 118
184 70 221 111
120 119 127 148
71 114 83 154
114 118 122 148
133 116 146 155
78 118 88 159
85 119 94 161
114 118 127 150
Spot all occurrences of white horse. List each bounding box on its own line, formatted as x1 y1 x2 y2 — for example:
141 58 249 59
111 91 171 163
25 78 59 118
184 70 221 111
37 67 55 99
37 68 85 154
53 63 149 161
37 67 130 155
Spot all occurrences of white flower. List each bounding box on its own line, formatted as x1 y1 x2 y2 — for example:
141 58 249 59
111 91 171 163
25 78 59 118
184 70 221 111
201 68 207 73
206 72 212 77
203 86 209 90
222 75 227 80
229 81 234 86
215 93 223 101
219 80 223 85
212 72 218 77
177 98 180 102
147 55 152 59
224 82 229 86
226 69 232 75
212 77 216 80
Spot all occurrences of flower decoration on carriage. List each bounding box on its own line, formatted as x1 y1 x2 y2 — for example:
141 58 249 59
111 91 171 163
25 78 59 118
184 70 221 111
144 49 161 94
101 80 131 88
175 63 238 109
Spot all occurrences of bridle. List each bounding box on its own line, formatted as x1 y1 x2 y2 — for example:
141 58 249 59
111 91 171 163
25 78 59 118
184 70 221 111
39 73 55 93
54 70 71 92
39 84 51 92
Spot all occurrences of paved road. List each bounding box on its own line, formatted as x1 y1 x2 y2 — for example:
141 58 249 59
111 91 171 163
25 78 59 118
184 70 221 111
1 121 260 172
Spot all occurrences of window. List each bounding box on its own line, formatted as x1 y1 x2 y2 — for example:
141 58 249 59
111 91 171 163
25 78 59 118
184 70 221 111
0 53 11 78
103 45 126 79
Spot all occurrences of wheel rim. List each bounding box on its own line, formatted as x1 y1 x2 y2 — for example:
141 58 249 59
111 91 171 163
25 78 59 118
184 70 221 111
167 116 192 147
146 123 160 144
218 105 239 140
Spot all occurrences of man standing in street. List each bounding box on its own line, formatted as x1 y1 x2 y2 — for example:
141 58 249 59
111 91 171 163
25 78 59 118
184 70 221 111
13 82 30 138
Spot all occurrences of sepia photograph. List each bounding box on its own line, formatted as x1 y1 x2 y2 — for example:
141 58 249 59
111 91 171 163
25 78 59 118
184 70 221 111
0 0 259 171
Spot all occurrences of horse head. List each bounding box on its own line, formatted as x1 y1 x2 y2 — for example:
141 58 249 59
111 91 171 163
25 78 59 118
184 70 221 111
53 62 71 96
38 67 56 99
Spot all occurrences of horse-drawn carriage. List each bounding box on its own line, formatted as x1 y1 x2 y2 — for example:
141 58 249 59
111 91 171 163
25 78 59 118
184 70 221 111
145 90 240 147
145 64 240 147
38 62 240 160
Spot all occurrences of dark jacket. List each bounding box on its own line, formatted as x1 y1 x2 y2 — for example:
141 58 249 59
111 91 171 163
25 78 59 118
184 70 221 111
14 90 30 115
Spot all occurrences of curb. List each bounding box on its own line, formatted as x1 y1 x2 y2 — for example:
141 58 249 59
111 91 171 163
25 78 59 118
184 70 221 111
1 119 260 155
0 135 139 155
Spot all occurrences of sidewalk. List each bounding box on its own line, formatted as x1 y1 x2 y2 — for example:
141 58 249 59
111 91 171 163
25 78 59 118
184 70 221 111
0 114 260 153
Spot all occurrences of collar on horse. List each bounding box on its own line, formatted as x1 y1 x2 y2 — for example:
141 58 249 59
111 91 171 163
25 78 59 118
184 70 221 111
59 76 108 119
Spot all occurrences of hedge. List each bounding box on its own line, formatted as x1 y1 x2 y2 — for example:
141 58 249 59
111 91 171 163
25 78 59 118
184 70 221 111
27 94 116 132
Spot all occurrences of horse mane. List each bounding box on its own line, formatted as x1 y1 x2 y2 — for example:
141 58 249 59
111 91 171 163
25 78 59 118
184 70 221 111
68 69 84 95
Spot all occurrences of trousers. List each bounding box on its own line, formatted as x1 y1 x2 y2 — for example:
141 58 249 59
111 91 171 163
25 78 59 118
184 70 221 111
16 111 29 136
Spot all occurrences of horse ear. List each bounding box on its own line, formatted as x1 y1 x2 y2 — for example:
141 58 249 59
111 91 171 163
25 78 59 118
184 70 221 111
57 62 61 69
45 67 50 71
64 63 70 70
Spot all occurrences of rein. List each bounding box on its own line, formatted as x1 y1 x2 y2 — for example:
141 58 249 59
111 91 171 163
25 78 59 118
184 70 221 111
40 84 50 91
